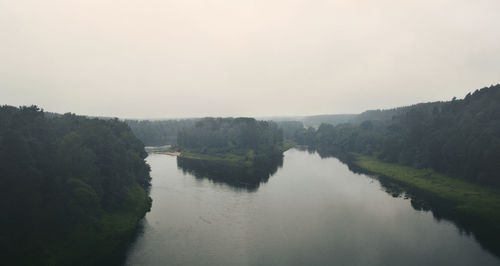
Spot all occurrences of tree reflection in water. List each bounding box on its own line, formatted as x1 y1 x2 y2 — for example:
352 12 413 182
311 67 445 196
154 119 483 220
317 149 500 259
177 156 283 192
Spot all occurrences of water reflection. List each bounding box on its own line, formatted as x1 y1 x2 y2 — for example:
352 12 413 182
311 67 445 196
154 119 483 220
176 156 283 192
314 148 500 258
126 150 500 265
370 173 500 259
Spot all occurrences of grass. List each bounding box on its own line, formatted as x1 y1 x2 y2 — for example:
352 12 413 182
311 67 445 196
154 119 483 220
353 155 500 228
282 140 296 152
180 149 249 165
177 142 293 167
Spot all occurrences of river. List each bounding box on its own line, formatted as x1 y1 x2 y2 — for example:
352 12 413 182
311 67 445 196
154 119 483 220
125 149 500 265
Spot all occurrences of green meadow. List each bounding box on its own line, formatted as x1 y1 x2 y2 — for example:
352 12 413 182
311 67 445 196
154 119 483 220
354 155 500 228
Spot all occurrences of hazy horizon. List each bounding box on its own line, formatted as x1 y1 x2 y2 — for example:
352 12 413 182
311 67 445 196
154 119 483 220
0 88 493 120
1 0 499 118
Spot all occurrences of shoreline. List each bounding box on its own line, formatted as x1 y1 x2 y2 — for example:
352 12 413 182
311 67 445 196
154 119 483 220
153 151 181 156
351 154 500 228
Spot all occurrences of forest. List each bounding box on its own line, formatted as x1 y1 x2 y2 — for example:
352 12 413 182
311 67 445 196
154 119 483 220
0 106 152 265
176 117 285 164
126 119 196 146
288 85 500 187
121 85 500 188
2 85 499 264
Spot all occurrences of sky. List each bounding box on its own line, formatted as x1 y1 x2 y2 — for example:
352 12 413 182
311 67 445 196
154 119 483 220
1 0 499 118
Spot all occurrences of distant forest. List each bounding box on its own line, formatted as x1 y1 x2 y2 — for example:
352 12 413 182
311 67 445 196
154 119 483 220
0 106 152 265
177 117 284 162
124 85 500 188
288 85 500 187
126 119 196 146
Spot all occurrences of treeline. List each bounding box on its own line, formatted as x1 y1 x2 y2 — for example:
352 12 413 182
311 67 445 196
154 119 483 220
288 85 500 187
350 102 444 125
0 106 152 265
275 121 305 140
126 119 197 146
177 117 284 161
301 114 356 127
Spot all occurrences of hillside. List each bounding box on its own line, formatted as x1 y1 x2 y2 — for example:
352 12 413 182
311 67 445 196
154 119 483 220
0 106 152 265
289 84 500 187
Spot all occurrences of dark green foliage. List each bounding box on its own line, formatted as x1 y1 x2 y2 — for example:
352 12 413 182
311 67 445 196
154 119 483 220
289 85 500 187
0 106 152 265
177 117 284 161
177 155 283 192
126 119 197 146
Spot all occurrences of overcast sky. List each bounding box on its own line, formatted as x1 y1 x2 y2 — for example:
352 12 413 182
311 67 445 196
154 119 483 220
1 0 499 118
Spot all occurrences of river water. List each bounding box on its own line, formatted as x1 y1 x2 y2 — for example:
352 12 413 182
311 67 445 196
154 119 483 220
125 149 500 265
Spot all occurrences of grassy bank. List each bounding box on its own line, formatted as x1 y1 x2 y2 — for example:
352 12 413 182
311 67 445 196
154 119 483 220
174 142 295 166
353 155 500 228
181 151 251 167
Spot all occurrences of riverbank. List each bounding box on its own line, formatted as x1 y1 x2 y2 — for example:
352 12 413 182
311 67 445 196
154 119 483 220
47 184 152 265
179 150 260 167
126 148 500 265
352 155 500 229
168 141 295 166
154 151 181 156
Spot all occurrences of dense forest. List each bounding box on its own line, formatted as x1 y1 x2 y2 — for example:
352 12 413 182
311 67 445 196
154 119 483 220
125 110 441 147
288 85 500 187
126 119 197 146
0 106 152 265
177 117 285 163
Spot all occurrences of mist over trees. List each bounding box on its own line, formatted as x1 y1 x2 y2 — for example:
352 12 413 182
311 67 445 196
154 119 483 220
123 84 500 189
126 119 197 146
288 85 500 187
274 121 304 140
0 106 152 265
177 117 284 161
301 114 357 128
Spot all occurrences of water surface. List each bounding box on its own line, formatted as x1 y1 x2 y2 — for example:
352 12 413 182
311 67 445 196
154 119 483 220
126 149 499 265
